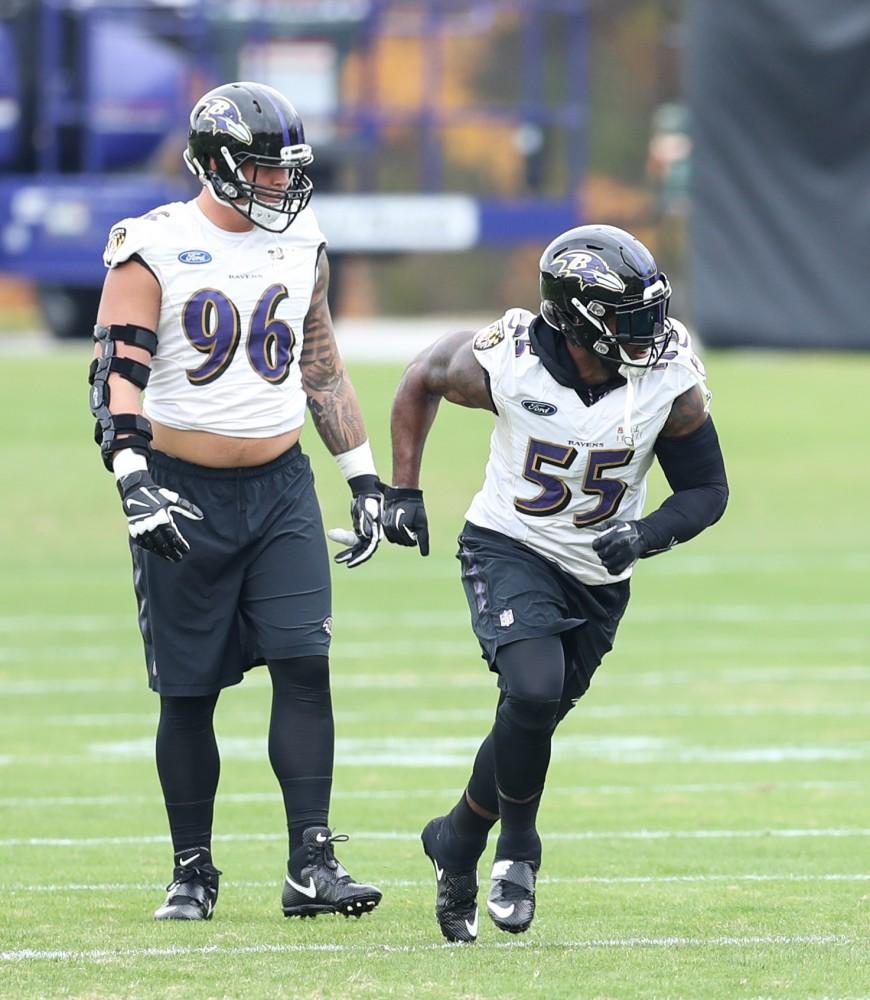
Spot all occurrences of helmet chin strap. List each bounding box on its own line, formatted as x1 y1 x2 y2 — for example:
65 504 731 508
248 200 289 232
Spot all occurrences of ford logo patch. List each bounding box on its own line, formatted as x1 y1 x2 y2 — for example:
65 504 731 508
178 250 212 264
521 399 557 416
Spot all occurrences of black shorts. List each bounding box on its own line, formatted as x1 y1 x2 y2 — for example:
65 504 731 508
131 444 331 696
457 522 630 701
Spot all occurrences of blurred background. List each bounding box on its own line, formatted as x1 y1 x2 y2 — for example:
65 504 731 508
0 0 870 348
3 0 866 348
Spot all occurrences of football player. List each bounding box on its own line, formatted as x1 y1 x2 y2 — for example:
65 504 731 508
382 225 729 941
89 82 384 921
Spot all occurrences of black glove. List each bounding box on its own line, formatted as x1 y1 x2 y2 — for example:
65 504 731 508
591 519 648 576
382 484 430 557
327 474 384 569
117 469 204 562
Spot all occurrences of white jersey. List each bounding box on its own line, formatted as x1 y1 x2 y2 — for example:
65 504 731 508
465 309 711 585
103 199 326 437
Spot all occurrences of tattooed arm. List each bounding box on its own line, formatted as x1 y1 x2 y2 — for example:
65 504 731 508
301 251 383 568
299 251 368 454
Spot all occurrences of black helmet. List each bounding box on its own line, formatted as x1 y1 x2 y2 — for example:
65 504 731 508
183 81 314 233
539 224 672 372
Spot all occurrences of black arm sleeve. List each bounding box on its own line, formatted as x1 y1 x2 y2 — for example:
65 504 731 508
638 416 729 556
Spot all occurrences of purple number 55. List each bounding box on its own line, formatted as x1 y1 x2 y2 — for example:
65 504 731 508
514 439 634 527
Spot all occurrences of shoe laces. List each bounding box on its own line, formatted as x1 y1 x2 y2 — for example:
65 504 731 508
167 863 222 893
308 832 349 871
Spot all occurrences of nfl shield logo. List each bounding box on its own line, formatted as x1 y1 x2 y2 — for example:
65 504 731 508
499 609 514 628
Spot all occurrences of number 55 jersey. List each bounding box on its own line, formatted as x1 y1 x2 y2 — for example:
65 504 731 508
103 199 325 437
465 308 710 585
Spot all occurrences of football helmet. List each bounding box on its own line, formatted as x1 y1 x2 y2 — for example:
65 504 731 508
539 224 672 373
184 82 314 233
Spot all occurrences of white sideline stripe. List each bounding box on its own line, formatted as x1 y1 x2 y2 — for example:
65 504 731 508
2 828 868 848
83 735 870 767
3 737 868 767
0 934 853 963
0 780 857 808
1 604 870 632
24 702 870 729
4 874 869 894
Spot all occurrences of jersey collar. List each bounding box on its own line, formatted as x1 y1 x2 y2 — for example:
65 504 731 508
529 315 626 407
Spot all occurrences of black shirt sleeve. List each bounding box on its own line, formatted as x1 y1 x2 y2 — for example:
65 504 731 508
638 415 729 556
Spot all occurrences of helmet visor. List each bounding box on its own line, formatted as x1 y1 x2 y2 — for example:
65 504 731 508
612 299 669 345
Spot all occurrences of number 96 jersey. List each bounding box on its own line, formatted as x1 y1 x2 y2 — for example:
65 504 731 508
103 200 325 437
464 308 710 585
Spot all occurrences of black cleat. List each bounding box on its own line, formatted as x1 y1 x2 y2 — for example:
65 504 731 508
282 827 382 918
154 847 221 921
486 858 538 934
421 816 480 943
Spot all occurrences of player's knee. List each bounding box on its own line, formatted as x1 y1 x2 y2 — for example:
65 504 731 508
267 654 331 694
158 693 218 733
498 691 561 734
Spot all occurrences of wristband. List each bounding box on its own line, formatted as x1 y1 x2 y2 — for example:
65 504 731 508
113 449 149 481
334 440 376 482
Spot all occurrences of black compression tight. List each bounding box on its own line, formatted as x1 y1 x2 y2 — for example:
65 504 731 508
267 655 334 859
457 636 578 864
156 692 220 856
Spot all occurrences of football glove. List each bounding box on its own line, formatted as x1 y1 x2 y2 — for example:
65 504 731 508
327 474 384 569
117 470 204 562
591 519 648 575
381 485 429 557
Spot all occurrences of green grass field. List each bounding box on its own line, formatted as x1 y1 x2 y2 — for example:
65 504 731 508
0 346 868 999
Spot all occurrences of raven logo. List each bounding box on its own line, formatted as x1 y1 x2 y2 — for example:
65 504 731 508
551 250 626 293
199 97 253 145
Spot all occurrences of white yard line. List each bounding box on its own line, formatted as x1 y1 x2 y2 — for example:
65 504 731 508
0 934 855 963
1 828 868 848
2 736 868 767
22 702 870 729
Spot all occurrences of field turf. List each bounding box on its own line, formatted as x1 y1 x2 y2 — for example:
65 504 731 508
0 346 868 999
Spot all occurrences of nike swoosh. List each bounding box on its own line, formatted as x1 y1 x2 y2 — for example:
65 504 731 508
465 907 479 937
433 861 444 882
126 498 150 509
178 853 200 867
285 873 317 898
487 900 515 919
315 833 328 843
395 507 406 528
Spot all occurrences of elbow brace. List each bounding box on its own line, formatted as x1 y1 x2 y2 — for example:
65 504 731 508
638 416 729 556
89 324 157 471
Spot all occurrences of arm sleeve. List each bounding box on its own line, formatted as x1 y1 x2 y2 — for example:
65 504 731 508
638 416 729 556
